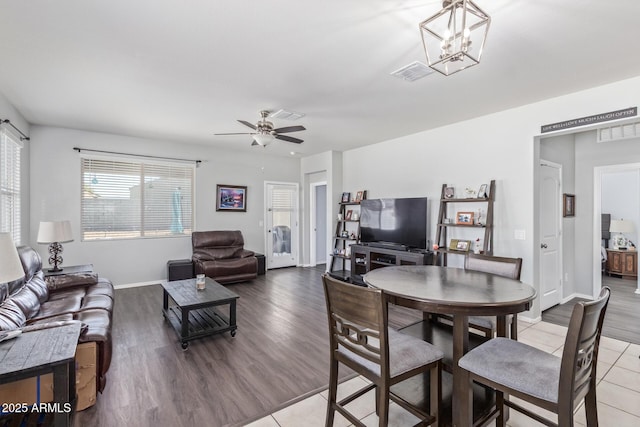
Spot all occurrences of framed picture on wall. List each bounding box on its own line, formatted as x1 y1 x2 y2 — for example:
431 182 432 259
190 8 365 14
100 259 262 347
563 193 575 217
216 184 247 212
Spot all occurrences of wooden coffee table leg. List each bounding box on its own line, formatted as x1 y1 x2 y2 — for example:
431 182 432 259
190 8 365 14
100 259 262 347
229 300 237 336
181 307 190 348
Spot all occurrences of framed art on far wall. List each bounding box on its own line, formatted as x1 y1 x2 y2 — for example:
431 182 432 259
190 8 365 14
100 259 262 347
216 184 247 212
563 193 575 217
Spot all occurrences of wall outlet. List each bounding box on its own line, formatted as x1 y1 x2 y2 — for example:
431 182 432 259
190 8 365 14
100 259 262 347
514 229 526 240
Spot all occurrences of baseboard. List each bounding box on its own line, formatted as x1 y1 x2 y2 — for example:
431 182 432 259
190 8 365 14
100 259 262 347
114 280 165 290
561 292 594 303
519 315 541 324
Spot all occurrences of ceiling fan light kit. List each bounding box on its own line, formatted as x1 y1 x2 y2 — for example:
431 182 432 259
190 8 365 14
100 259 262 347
214 109 306 147
419 0 490 76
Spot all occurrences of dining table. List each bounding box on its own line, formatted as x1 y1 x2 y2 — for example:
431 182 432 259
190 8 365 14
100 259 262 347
363 265 537 427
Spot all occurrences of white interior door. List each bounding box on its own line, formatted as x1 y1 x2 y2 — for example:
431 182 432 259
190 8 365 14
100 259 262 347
265 182 298 269
311 183 327 265
539 160 563 310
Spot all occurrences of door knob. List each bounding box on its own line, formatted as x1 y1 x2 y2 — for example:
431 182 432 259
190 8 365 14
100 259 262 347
541 243 548 249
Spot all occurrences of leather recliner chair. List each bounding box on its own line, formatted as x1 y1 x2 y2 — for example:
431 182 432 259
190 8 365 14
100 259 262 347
192 230 258 284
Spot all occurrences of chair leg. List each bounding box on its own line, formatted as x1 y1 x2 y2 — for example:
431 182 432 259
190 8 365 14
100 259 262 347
378 382 390 427
584 386 599 426
429 363 441 426
495 391 506 427
510 314 518 340
326 358 338 427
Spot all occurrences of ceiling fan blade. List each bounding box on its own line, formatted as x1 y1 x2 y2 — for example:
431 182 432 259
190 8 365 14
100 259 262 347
214 132 254 135
238 120 257 130
275 134 304 144
273 125 306 133
251 140 259 146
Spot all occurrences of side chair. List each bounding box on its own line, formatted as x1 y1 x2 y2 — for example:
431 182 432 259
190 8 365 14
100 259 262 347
459 286 611 426
322 273 443 427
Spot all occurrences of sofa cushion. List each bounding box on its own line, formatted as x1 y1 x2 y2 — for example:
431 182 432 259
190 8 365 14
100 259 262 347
10 285 41 320
36 294 83 318
0 298 27 330
25 272 49 304
45 273 98 292
17 245 42 282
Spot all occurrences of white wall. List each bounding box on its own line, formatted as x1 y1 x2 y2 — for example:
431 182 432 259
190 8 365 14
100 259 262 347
29 126 300 285
342 75 640 320
0 92 30 244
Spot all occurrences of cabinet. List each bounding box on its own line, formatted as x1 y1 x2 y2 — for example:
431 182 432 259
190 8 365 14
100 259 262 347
434 180 495 266
350 244 433 284
329 193 366 280
606 249 638 279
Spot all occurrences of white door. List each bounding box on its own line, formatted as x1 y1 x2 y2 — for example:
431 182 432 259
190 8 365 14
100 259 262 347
265 182 298 269
539 160 563 310
311 183 327 265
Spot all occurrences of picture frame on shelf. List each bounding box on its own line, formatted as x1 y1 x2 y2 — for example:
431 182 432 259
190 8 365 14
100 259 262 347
455 240 471 251
444 186 455 199
477 184 488 198
341 192 351 203
456 211 474 225
563 194 575 217
449 239 460 250
216 184 247 212
345 210 353 220
355 191 364 202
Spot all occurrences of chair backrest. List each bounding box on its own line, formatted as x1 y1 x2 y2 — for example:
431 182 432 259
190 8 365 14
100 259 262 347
321 274 389 375
558 287 611 413
192 230 245 259
464 254 523 280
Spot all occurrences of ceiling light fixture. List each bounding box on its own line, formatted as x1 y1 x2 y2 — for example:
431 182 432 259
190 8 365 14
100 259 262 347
419 0 490 76
253 132 275 147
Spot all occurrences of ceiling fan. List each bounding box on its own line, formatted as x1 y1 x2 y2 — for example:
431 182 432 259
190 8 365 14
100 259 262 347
215 110 306 146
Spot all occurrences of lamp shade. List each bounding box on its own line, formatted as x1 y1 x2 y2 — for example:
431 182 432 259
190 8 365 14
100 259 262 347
0 233 24 284
609 219 635 233
37 220 74 244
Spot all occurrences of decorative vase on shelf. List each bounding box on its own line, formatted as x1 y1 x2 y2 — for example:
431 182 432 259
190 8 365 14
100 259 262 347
473 239 482 255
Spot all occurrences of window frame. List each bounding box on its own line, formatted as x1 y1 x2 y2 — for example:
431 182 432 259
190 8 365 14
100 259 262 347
0 128 22 244
80 154 196 242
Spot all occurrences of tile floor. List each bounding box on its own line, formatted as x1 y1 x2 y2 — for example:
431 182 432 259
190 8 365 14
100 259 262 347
242 321 640 427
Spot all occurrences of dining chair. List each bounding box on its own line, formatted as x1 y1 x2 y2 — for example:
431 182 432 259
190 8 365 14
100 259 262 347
458 286 611 427
430 254 523 339
322 273 443 427
464 254 523 339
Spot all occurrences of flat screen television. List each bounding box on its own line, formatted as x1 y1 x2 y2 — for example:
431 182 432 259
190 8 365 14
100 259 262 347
359 197 428 250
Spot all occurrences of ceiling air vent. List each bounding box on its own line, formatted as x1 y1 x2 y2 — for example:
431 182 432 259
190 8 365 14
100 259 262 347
597 120 640 142
390 61 434 82
270 109 305 120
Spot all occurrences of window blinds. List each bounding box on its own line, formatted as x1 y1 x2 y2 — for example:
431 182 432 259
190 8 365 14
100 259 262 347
81 157 194 241
0 129 22 243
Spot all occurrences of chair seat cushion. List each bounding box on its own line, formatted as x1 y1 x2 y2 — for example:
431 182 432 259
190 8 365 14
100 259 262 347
338 328 443 379
458 337 561 404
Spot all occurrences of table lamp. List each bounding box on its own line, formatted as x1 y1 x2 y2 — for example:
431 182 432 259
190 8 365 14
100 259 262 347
0 233 24 284
609 219 635 250
37 220 73 272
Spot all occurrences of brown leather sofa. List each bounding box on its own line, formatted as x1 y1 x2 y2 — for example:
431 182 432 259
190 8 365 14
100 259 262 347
192 230 258 284
0 246 113 393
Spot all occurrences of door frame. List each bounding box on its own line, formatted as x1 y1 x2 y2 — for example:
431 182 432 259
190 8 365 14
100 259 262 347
539 159 564 310
593 163 640 297
264 181 300 269
309 181 327 267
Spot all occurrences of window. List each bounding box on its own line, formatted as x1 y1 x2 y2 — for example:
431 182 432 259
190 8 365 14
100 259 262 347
0 129 22 243
81 156 194 241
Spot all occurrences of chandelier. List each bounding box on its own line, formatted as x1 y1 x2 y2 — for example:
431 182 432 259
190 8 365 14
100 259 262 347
419 0 490 76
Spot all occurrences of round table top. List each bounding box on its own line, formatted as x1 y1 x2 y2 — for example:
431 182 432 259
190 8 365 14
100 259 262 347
363 265 537 315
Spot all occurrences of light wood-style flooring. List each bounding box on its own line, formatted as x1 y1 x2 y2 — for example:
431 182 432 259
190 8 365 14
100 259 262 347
74 265 421 427
542 275 640 344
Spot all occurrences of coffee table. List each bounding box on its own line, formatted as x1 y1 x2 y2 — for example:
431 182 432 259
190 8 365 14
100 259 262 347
162 277 239 349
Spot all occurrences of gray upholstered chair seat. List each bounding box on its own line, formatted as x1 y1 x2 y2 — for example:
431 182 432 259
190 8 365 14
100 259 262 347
338 328 443 378
458 337 560 403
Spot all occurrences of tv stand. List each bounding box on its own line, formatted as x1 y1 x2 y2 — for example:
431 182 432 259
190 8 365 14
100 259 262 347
350 244 433 284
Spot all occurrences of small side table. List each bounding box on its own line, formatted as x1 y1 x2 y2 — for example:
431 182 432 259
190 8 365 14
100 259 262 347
0 323 81 427
43 264 93 277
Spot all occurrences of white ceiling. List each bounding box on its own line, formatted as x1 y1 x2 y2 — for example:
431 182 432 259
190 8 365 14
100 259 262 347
1 0 639 156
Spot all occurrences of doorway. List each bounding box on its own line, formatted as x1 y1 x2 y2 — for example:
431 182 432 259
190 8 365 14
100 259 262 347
265 182 299 269
310 182 327 266
539 160 563 310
